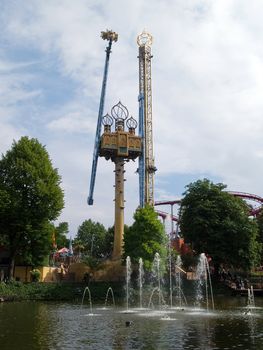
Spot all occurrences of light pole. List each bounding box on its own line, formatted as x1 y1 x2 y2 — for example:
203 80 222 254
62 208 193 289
90 234 95 257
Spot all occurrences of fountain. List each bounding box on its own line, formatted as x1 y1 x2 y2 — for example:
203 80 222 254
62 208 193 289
104 287 115 308
151 252 163 309
2 294 263 349
147 286 166 309
174 255 188 307
3 253 263 350
175 255 182 307
247 285 255 311
81 286 93 314
168 240 173 308
138 258 144 308
126 256 131 311
195 253 214 311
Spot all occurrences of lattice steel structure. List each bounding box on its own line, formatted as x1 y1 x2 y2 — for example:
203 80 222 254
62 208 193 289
137 31 156 207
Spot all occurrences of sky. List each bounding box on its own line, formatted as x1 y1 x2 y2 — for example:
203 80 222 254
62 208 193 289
1 0 263 236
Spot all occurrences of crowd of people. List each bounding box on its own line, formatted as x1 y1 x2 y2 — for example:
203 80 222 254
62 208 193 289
218 266 250 290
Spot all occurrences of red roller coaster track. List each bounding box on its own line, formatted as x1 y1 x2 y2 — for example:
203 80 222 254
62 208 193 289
155 210 178 222
155 191 263 221
228 191 263 216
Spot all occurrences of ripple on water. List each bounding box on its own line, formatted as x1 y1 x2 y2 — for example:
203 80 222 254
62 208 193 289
83 313 102 317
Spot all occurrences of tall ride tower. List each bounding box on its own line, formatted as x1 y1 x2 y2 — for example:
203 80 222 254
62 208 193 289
137 31 156 207
88 30 141 260
100 102 141 259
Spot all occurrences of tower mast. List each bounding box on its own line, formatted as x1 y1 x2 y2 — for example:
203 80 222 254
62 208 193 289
88 30 118 205
137 31 156 206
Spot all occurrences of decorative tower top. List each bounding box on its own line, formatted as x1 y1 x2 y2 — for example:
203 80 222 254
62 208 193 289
102 113 113 133
137 30 153 47
126 116 138 135
101 30 118 42
111 101 129 131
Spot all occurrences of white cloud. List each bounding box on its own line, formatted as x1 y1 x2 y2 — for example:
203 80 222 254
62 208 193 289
0 118 23 154
1 0 263 233
47 112 96 134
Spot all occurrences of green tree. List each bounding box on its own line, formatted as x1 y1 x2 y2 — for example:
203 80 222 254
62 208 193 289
0 137 64 278
179 179 261 271
54 222 69 249
105 226 114 257
123 205 168 270
75 219 107 260
72 238 85 262
106 224 129 259
256 210 263 263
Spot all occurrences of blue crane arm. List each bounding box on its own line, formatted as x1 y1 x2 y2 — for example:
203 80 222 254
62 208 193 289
138 92 145 208
88 40 113 205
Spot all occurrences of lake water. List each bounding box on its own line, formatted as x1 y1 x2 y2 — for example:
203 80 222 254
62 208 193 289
0 297 263 349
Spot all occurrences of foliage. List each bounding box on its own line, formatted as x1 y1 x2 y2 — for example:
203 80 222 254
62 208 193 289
123 205 168 270
72 239 85 261
30 269 41 282
53 222 69 249
181 252 198 271
256 210 263 263
106 224 129 258
82 255 101 269
179 179 262 271
0 281 124 302
18 221 54 267
0 137 64 277
105 225 115 257
75 219 109 261
256 210 263 242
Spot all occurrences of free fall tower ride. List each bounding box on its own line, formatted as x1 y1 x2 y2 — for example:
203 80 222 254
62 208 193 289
87 30 155 261
137 30 157 207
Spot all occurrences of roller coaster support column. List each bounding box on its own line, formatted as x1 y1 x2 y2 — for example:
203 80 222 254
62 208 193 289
170 204 174 239
169 203 174 308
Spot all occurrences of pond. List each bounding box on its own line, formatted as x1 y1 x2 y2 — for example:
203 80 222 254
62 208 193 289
0 296 263 349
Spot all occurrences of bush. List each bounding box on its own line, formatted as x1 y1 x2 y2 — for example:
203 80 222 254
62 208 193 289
30 269 41 282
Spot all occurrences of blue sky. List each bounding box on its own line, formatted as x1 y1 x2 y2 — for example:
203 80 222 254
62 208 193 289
1 1 263 236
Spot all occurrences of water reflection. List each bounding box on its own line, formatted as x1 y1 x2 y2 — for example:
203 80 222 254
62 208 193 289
0 298 262 350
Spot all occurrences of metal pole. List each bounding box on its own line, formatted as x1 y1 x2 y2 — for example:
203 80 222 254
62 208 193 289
112 158 125 259
169 204 174 308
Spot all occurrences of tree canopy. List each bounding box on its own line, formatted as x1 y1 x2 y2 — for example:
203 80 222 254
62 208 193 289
256 210 263 263
0 137 64 277
123 205 167 270
53 222 69 249
75 219 108 259
179 179 261 271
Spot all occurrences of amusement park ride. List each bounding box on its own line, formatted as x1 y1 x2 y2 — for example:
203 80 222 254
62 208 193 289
137 31 157 207
87 29 157 259
88 30 263 260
